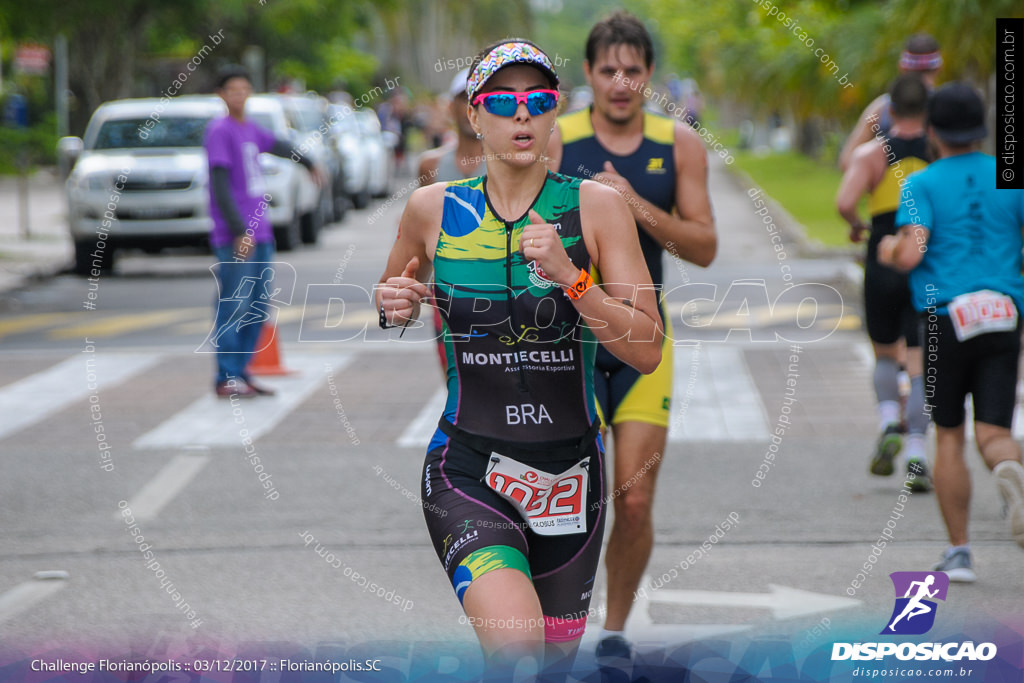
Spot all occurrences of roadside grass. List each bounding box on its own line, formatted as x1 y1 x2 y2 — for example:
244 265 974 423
719 130 859 249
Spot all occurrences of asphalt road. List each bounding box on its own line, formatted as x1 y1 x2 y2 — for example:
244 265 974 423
1 161 1021 681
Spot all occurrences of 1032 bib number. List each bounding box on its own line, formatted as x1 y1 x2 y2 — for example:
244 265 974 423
485 455 589 536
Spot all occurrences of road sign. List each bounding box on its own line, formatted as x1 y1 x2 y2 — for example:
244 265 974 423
15 44 50 75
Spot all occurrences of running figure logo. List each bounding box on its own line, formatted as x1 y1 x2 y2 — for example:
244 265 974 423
197 261 296 354
881 571 949 635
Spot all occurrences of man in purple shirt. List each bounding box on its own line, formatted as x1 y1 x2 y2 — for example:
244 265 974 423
205 66 322 398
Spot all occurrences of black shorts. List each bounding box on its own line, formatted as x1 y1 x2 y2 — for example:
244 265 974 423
920 313 1021 429
864 258 919 347
422 421 605 643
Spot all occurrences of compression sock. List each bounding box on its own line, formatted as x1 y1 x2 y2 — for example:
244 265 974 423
874 357 901 429
904 375 929 457
904 434 927 463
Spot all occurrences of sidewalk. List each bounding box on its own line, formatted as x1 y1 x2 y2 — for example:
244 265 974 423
0 168 71 294
703 153 861 298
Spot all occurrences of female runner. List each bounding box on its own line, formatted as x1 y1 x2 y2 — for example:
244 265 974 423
377 40 663 680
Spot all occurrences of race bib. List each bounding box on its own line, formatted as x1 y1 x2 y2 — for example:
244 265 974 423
948 290 1018 342
485 455 589 536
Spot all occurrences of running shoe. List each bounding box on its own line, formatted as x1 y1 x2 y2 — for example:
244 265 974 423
994 460 1024 549
241 376 277 396
906 458 932 493
870 424 903 476
215 379 257 399
595 635 632 663
933 548 976 583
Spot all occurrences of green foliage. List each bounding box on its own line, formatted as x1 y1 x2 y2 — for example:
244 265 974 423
636 0 1024 128
530 0 624 88
312 42 380 95
0 113 59 173
5 0 1018 168
731 145 851 248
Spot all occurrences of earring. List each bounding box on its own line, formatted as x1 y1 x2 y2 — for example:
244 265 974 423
475 132 483 140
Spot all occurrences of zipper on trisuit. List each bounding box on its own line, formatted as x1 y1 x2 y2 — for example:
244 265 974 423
505 220 528 393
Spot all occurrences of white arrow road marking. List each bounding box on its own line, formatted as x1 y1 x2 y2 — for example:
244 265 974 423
646 583 861 621
118 454 211 522
0 352 162 442
581 590 750 652
0 574 69 625
133 353 354 448
581 580 861 652
396 387 447 448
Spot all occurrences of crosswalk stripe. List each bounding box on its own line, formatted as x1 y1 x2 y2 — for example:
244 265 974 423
669 344 770 441
852 341 874 368
48 308 206 340
396 388 447 448
0 352 163 442
132 353 354 448
0 576 68 625
120 454 211 522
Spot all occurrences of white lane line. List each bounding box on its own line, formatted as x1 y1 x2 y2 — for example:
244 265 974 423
852 340 874 368
118 454 211 522
669 343 727 441
0 352 162 442
669 344 770 442
0 575 69 625
712 346 771 439
132 353 354 448
397 388 447 448
581 584 750 652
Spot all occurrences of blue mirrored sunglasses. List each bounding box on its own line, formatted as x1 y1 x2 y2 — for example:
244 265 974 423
471 89 560 117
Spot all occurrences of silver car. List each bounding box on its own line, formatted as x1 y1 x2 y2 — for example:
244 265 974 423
276 93 345 223
63 96 224 274
244 95 323 250
328 103 372 209
328 104 397 208
354 109 396 199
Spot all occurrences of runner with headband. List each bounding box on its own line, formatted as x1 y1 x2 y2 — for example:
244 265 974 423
377 39 663 680
836 74 933 488
839 33 942 172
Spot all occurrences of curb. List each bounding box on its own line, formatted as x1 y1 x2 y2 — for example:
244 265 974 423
0 252 71 296
0 166 72 296
721 162 864 293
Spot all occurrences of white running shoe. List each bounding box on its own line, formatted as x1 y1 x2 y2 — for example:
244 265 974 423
995 460 1024 549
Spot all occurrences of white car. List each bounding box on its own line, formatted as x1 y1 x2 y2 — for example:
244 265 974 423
244 95 321 250
354 109 397 198
63 96 225 274
328 103 372 209
276 94 343 224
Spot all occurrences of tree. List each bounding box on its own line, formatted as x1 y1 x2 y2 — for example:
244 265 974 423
0 0 204 127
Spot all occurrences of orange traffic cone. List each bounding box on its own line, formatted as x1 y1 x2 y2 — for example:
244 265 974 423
246 322 293 376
